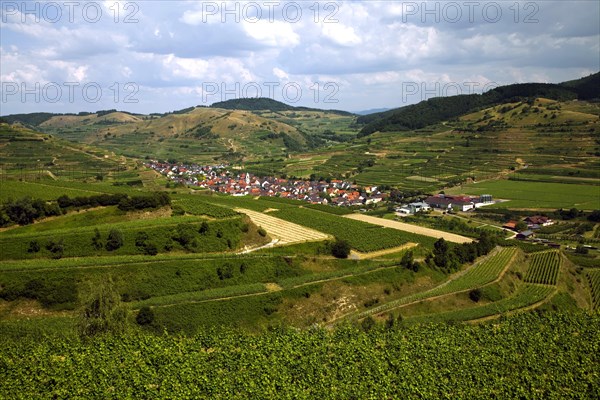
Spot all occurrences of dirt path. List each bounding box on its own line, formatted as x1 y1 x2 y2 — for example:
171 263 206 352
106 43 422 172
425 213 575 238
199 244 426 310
345 214 473 244
150 262 408 309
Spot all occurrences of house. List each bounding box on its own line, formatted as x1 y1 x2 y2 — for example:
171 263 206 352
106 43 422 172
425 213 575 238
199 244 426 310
516 230 535 240
502 221 518 230
524 216 553 227
425 195 475 212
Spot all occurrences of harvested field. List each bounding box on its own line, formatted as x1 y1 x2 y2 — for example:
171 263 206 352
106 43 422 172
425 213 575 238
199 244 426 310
235 208 331 245
345 214 473 244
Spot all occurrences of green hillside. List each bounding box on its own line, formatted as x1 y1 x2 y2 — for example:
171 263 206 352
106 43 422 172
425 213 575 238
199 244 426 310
358 73 599 135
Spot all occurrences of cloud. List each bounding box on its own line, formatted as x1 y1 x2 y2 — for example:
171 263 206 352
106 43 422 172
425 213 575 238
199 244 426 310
1 0 598 114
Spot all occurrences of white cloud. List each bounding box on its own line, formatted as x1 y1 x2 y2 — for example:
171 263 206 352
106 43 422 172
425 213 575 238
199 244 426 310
321 23 362 46
0 1 598 114
242 20 300 47
273 67 289 80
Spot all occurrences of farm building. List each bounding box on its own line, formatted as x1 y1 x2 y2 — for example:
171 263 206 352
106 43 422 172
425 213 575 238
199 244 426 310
502 221 518 230
479 194 493 203
425 195 475 212
395 202 431 216
524 216 554 227
517 230 535 240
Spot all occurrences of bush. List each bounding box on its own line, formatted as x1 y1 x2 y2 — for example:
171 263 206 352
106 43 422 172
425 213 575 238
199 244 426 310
105 229 124 251
469 288 482 303
45 239 64 259
331 239 351 259
136 306 155 326
27 240 40 253
91 229 103 250
257 227 267 237
361 316 376 332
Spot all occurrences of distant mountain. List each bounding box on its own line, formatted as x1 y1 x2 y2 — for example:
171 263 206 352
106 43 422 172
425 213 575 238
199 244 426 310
354 108 391 115
211 97 354 116
357 72 600 136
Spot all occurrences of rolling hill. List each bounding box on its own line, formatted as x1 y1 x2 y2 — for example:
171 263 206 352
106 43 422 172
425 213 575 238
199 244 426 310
357 73 600 136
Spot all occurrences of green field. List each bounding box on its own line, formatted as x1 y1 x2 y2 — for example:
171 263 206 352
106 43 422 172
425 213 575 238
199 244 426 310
447 180 600 209
272 207 437 252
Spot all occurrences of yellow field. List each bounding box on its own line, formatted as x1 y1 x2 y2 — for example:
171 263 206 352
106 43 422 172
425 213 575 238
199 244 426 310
235 208 331 245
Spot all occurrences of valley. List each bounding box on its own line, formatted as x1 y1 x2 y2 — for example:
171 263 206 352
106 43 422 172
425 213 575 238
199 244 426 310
1 77 599 398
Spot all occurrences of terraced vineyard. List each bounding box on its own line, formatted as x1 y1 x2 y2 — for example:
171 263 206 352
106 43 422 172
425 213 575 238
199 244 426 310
587 270 600 310
272 207 436 252
235 208 331 245
525 251 561 285
347 247 517 320
409 284 556 323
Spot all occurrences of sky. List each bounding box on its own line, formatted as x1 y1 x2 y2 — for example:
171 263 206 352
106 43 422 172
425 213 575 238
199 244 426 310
1 0 599 114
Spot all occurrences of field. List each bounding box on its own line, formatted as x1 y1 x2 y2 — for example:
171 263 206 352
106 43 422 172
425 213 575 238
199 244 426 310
345 213 473 244
525 251 561 285
235 208 331 245
446 180 600 210
271 207 437 252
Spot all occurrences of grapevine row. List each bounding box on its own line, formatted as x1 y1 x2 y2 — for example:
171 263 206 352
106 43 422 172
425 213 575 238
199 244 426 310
587 270 600 310
524 250 560 285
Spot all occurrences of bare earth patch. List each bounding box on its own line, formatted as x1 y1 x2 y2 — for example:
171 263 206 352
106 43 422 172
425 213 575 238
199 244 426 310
264 283 283 292
345 214 473 244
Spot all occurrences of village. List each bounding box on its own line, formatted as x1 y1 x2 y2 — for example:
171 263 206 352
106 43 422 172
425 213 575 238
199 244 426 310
146 160 572 247
146 161 503 211
145 160 387 207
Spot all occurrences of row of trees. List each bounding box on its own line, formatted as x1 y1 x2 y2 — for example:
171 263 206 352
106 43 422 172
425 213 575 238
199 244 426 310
0 192 171 227
427 232 497 273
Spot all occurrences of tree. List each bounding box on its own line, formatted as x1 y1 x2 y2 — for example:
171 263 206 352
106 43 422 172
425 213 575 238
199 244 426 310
105 229 124 251
515 221 528 231
91 228 103 250
331 239 351 259
400 250 417 271
433 238 449 268
78 276 129 338
575 245 589 255
588 210 600 222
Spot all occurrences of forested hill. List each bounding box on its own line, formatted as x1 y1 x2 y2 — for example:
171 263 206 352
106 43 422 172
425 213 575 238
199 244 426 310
211 97 354 116
357 73 600 136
